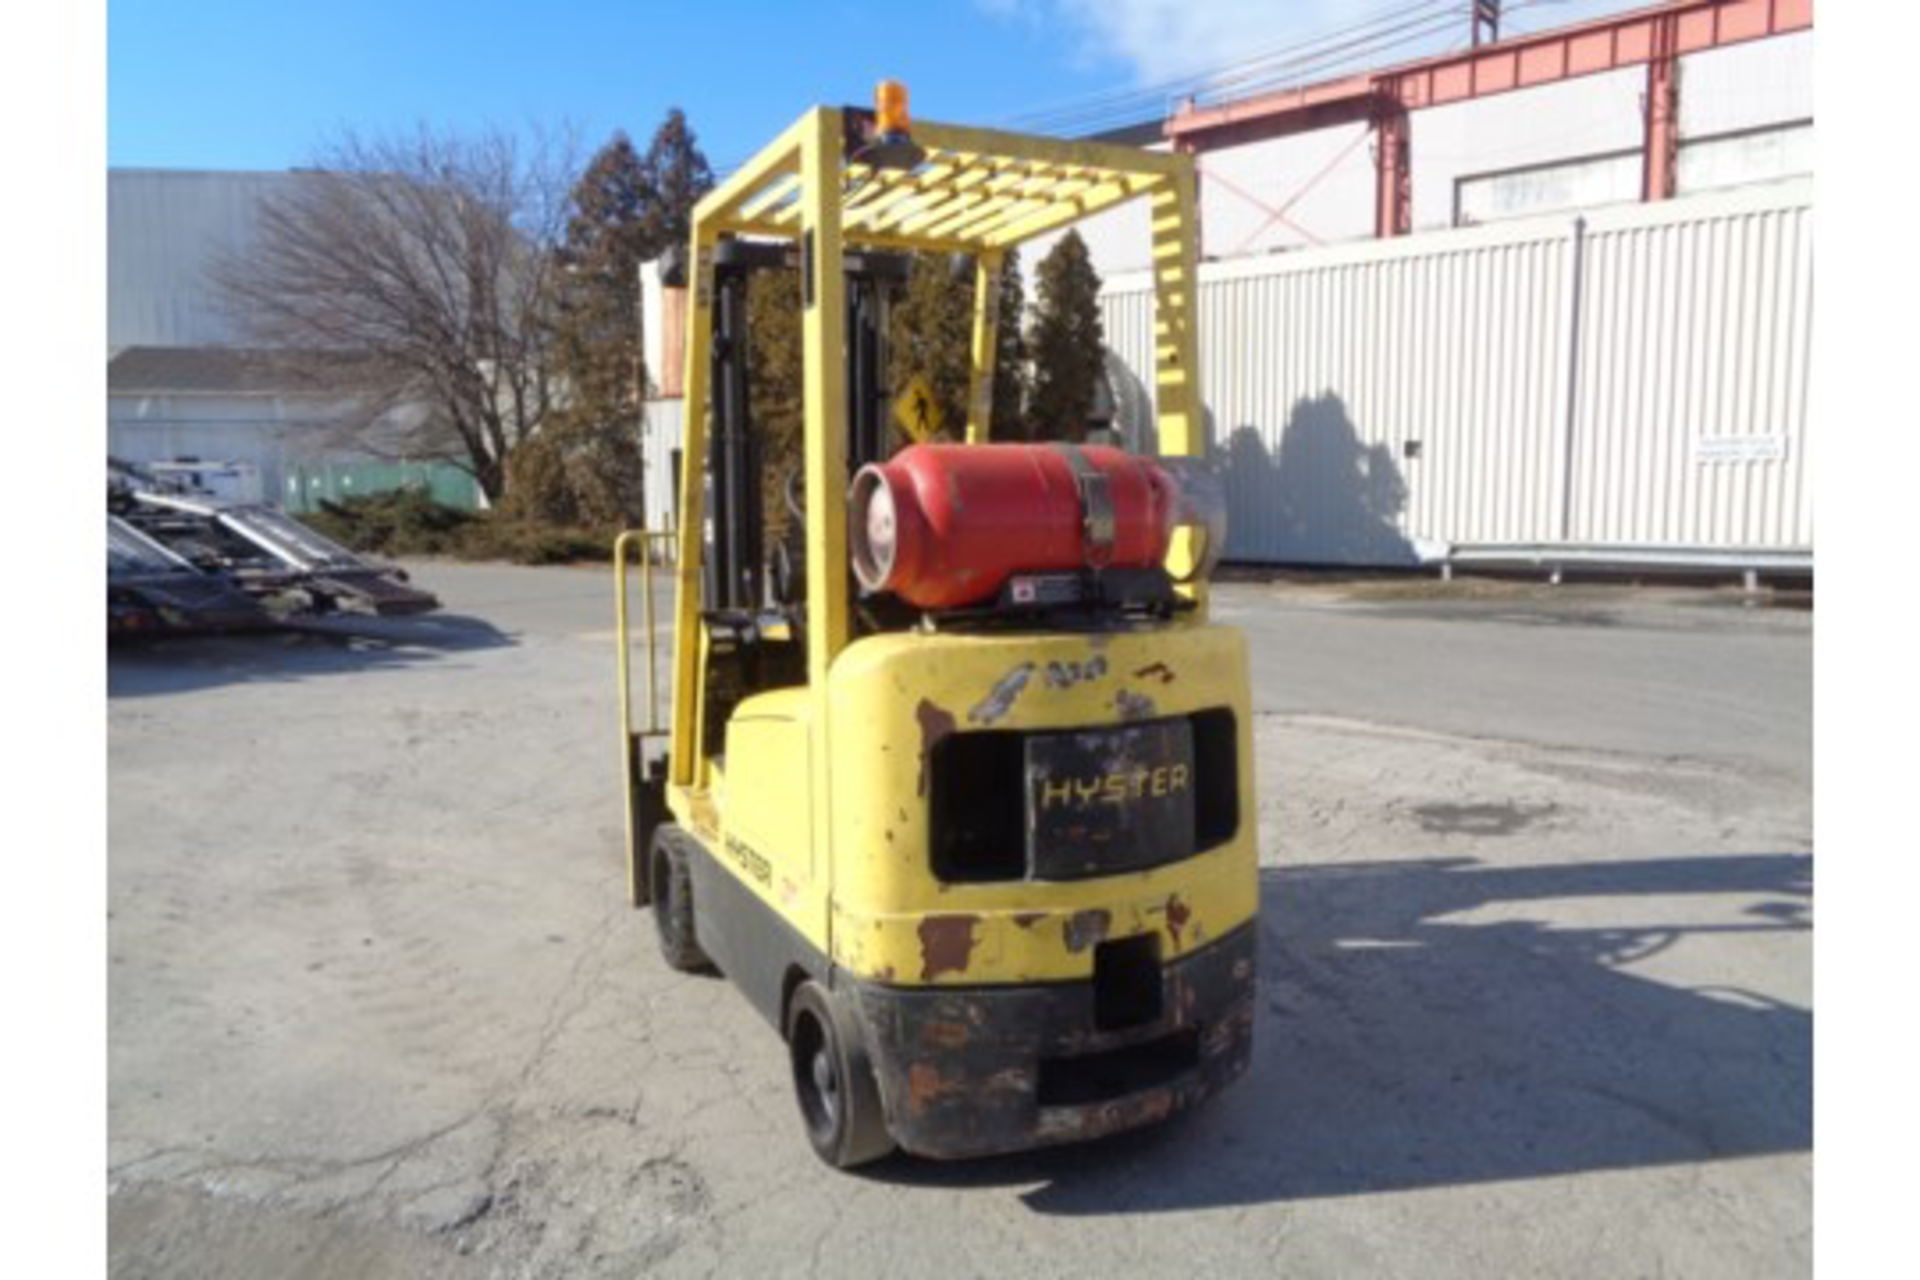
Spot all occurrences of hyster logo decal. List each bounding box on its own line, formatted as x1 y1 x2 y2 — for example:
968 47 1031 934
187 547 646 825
723 833 773 885
1039 765 1191 810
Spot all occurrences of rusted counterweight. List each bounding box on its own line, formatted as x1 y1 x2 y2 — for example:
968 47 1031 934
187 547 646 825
850 924 1257 1159
849 443 1179 609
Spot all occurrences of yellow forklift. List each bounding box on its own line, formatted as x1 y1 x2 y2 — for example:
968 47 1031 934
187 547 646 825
616 85 1257 1167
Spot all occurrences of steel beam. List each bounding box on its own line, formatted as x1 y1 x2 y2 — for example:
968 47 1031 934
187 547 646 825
1372 98 1412 239
1643 12 1682 201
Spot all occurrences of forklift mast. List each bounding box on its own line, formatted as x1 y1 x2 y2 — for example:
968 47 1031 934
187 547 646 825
684 237 907 619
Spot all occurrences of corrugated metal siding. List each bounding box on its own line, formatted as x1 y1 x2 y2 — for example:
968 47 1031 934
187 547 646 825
109 170 303 349
1569 190 1813 548
1101 179 1812 565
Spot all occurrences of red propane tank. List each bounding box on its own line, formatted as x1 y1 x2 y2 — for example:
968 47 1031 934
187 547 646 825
848 443 1176 609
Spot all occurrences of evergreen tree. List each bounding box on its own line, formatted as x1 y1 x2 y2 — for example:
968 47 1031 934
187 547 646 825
511 131 652 528
990 249 1030 440
886 254 973 445
636 109 715 261
740 248 1030 542
1026 230 1107 443
508 112 715 530
881 251 1034 444
557 133 650 410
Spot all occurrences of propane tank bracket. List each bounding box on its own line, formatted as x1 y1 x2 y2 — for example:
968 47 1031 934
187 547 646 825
1051 444 1116 569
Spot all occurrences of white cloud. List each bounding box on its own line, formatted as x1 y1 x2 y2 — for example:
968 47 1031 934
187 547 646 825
985 0 1656 88
1050 0 1344 85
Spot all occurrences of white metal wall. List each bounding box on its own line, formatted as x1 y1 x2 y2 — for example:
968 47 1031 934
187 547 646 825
1569 185 1813 549
1199 124 1377 256
1678 29 1813 138
1100 179 1813 566
641 398 684 534
1415 67 1647 232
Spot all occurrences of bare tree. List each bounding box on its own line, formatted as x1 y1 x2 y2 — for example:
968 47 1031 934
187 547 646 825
216 126 577 502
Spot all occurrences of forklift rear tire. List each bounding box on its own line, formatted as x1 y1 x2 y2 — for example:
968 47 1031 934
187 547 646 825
650 826 712 974
787 981 895 1169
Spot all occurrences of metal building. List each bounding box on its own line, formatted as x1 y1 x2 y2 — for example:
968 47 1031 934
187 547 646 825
1070 0 1817 572
1047 0 1811 278
107 169 480 509
1101 179 1812 571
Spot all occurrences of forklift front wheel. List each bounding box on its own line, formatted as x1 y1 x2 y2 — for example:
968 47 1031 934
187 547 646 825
650 826 713 974
787 981 896 1169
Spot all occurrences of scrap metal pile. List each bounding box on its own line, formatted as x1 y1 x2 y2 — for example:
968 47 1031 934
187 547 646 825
109 459 438 636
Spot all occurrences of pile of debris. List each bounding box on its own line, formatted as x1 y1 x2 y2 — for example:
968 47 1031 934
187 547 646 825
108 459 438 636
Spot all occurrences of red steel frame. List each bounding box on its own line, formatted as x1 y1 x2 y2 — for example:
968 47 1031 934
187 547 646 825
1166 0 1812 239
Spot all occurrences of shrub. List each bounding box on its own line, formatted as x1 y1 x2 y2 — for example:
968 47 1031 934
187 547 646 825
500 435 580 526
298 486 619 566
304 488 477 556
452 518 611 565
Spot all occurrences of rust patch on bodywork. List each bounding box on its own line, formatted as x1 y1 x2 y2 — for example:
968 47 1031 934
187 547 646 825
907 1062 962 1116
918 914 979 980
968 663 1036 725
1133 661 1176 685
1062 909 1112 954
1035 1088 1178 1144
921 1020 972 1050
1011 912 1046 930
915 698 957 797
1165 894 1192 949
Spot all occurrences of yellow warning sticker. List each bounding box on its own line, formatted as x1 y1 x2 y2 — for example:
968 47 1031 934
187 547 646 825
892 374 944 444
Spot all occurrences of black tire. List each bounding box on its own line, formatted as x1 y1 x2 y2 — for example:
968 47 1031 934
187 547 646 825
649 825 712 973
786 981 896 1169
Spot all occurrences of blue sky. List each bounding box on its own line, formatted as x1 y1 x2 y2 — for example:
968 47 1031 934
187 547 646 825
109 0 1644 173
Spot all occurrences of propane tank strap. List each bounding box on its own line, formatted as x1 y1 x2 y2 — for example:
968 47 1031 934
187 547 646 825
1051 444 1115 569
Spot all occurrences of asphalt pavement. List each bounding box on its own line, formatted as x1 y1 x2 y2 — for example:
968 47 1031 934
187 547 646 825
108 563 1812 1279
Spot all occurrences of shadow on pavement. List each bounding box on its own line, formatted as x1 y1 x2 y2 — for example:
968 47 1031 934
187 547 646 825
875 853 1811 1211
107 612 514 698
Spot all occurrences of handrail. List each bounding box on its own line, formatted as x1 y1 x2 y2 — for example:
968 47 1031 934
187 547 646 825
614 529 675 739
615 528 676 907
